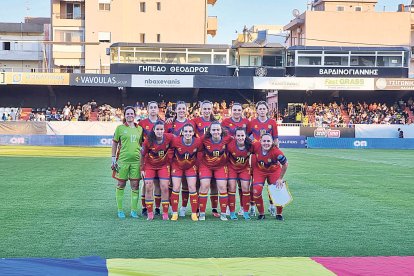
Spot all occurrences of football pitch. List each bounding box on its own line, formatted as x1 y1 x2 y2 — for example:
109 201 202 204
0 146 413 259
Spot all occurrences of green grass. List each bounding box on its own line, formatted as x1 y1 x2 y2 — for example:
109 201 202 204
0 146 413 258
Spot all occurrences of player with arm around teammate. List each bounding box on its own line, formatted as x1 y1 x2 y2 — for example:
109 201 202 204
141 121 174 220
251 133 288 220
227 127 253 220
111 106 143 219
198 122 232 221
169 123 202 221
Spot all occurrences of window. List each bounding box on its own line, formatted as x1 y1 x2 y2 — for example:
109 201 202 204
157 2 161 11
55 30 83 42
355 6 362 11
298 56 321 65
98 32 111 43
350 56 375 66
324 56 349 66
3 42 11 50
263 56 283 67
157 34 161 43
213 54 227 64
377 56 402 67
140 2 146 12
188 53 211 64
99 3 110 11
140 33 145 43
337 6 344 11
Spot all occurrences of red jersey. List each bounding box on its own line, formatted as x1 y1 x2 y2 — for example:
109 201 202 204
201 135 232 168
247 118 278 142
142 133 174 168
171 136 202 170
138 118 162 140
191 117 212 138
166 119 195 136
227 138 252 172
252 142 287 173
221 117 249 137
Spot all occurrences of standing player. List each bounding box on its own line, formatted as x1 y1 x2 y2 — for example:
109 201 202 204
170 124 202 221
222 103 250 215
227 128 253 220
139 101 163 216
111 106 143 219
166 101 195 217
198 122 232 221
141 121 174 220
247 101 279 216
191 100 220 218
251 133 288 220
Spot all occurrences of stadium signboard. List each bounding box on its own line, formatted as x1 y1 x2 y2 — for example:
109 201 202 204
254 77 374 90
111 63 231 76
307 138 414 149
131 75 194 88
70 74 131 87
374 78 414 90
300 127 355 138
287 67 408 78
4 73 70 85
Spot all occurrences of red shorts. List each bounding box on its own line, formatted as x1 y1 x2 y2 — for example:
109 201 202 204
144 165 170 180
252 169 280 186
171 163 198 178
199 163 228 180
228 166 251 182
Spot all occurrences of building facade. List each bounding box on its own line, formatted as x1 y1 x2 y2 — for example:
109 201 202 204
51 0 218 73
0 23 46 72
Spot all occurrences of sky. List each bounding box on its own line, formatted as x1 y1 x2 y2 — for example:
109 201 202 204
0 0 407 44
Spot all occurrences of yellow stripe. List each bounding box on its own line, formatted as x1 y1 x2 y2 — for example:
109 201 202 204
107 257 334 276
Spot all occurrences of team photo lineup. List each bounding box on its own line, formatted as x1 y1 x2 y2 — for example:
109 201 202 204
111 100 289 222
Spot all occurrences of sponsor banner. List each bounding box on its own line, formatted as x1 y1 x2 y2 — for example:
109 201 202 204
0 72 5 84
278 136 307 148
254 77 374 90
194 76 253 89
111 63 230 76
63 135 113 146
131 75 193 88
5 73 70 85
70 74 131 87
300 127 355 138
355 124 414 138
287 67 408 78
375 78 414 90
307 138 414 149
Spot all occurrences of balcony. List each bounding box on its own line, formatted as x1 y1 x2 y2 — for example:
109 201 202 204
53 13 84 27
207 16 218 37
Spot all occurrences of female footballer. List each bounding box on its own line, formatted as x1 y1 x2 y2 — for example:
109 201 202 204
227 127 253 220
139 101 163 216
198 122 232 221
170 123 202 221
251 133 288 220
111 106 143 219
141 121 174 220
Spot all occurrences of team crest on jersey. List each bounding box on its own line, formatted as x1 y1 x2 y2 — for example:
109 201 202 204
233 152 236 155
172 169 176 173
207 146 211 149
255 125 258 128
268 158 272 162
124 130 127 134
230 124 233 127
243 124 246 128
193 149 197 152
198 123 202 126
146 126 149 129
268 125 272 129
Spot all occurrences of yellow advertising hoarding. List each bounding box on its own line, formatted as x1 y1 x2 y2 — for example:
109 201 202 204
4 73 70 86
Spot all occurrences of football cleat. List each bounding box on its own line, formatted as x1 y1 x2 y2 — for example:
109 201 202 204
249 206 257 217
147 212 154 221
162 213 169 221
191 213 198 221
212 209 220 218
141 208 148 217
171 213 179 221
179 206 187 217
257 214 266 220
243 212 251 220
220 213 228 221
238 208 244 216
276 214 284 221
198 213 206 221
268 205 276 217
130 210 139 218
230 212 238 220
155 208 161 216
226 206 231 216
117 211 126 219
